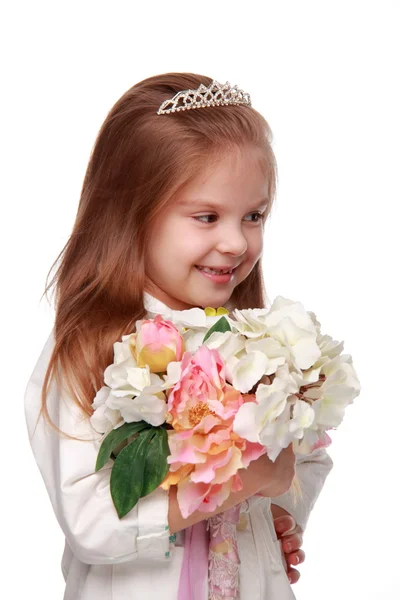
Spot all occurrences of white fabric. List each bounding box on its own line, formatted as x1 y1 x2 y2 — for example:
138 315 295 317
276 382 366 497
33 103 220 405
24 295 333 599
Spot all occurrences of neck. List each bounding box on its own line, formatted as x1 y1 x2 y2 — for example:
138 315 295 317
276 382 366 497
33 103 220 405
143 285 199 311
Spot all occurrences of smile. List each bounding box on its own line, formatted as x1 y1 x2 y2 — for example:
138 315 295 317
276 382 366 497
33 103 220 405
195 266 235 275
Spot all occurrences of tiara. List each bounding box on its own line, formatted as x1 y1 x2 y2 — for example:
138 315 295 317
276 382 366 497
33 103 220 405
157 79 252 115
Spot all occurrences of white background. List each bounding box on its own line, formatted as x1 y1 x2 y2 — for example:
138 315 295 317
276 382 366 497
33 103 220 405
2 1 399 598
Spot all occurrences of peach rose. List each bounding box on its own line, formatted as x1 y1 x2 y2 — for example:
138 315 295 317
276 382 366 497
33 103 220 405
162 346 266 517
133 314 184 373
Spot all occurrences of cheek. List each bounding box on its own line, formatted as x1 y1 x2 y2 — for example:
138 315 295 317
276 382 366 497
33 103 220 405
247 230 263 261
149 221 204 269
175 227 212 260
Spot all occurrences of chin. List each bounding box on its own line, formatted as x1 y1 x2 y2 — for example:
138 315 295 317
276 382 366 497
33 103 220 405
196 292 233 309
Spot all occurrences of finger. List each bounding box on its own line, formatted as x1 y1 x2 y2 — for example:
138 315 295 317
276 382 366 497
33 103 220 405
287 568 300 585
282 533 304 553
278 525 303 545
280 524 302 539
274 515 296 535
287 549 306 567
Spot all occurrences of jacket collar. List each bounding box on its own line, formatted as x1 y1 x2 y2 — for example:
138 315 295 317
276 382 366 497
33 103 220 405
143 291 235 317
143 291 174 318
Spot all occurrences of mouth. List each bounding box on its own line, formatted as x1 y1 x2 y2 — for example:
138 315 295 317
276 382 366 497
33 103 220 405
195 265 236 275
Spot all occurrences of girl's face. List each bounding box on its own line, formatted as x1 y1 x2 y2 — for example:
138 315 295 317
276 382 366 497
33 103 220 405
145 145 269 310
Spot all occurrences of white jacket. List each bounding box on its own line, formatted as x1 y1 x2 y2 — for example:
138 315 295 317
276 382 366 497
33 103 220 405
24 297 333 600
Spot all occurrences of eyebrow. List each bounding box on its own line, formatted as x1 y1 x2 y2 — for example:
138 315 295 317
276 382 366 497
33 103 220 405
177 198 269 210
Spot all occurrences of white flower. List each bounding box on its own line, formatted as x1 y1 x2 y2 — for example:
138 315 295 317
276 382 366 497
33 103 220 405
307 309 322 332
114 392 168 426
210 335 289 393
300 333 344 384
229 351 269 393
204 330 246 362
264 296 316 332
260 298 321 371
318 333 344 360
126 367 164 396
90 403 124 435
115 334 137 364
182 330 206 353
233 363 314 461
304 354 361 429
102 359 137 396
292 427 321 455
254 396 314 461
93 346 172 427
104 359 164 398
103 364 168 426
163 360 182 388
288 400 315 439
246 336 289 360
90 326 186 429
245 337 289 375
90 386 124 434
321 353 361 396
311 385 353 429
233 364 298 443
258 403 294 462
170 308 231 353
230 308 270 339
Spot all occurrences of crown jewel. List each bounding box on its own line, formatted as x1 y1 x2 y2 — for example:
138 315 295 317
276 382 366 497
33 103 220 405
157 79 252 115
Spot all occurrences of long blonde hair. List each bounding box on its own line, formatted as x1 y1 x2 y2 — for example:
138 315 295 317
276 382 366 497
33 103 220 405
39 72 278 435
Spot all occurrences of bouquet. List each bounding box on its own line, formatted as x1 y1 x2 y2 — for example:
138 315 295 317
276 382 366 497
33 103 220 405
91 296 361 519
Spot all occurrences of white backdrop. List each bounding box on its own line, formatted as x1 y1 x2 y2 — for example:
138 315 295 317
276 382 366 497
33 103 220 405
2 1 399 598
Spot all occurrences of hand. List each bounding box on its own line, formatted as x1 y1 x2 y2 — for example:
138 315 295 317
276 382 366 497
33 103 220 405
254 444 296 498
168 446 295 535
271 505 305 585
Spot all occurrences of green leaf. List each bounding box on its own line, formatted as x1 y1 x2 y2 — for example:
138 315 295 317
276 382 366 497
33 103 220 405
95 421 150 472
203 315 232 343
110 428 156 519
141 428 170 498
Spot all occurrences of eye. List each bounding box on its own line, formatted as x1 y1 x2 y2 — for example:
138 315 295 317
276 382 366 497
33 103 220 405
243 212 264 223
193 212 264 224
193 214 218 223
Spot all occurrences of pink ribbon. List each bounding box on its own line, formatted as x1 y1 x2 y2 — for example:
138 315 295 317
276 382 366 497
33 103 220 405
178 505 242 600
178 521 209 600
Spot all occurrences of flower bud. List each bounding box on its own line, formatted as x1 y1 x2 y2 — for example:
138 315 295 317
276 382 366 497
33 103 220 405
135 315 184 373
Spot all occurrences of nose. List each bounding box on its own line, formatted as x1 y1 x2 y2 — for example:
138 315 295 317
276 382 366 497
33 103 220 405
216 223 248 256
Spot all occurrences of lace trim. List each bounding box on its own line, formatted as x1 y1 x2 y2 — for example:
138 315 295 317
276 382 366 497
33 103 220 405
207 513 238 540
208 550 240 597
207 506 241 599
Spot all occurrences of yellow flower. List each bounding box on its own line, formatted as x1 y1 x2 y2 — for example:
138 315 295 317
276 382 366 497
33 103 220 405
204 307 229 317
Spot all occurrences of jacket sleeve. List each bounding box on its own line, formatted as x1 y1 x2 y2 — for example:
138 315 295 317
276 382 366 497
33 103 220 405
270 447 334 532
24 330 172 566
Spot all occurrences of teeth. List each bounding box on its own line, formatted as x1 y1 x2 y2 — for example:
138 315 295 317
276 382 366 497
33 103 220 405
198 266 233 275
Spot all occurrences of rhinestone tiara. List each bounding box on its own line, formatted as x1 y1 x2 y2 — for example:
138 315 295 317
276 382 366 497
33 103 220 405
157 79 252 115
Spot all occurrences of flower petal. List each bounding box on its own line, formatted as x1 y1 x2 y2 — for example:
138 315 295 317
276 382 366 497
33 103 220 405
233 402 260 443
232 351 268 393
118 393 167 426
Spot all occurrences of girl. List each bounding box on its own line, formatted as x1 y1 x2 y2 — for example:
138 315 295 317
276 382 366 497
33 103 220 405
24 73 333 600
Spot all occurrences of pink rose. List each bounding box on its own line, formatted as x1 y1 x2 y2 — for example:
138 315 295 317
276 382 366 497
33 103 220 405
162 347 266 518
167 345 242 430
133 314 184 373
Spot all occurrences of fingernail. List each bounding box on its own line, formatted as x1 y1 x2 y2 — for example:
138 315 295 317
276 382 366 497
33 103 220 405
284 542 292 552
275 520 286 532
